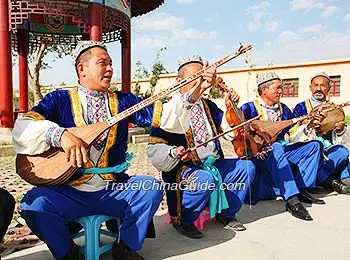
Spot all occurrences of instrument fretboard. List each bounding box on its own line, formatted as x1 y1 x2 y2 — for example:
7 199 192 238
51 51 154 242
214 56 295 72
106 44 252 127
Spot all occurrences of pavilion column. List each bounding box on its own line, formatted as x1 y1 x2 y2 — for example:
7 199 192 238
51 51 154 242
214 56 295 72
89 3 103 41
121 22 131 92
0 0 14 128
18 29 29 113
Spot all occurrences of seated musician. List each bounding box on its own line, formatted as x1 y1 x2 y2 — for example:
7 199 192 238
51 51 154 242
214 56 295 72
12 41 163 260
293 72 350 194
147 55 256 239
240 72 325 221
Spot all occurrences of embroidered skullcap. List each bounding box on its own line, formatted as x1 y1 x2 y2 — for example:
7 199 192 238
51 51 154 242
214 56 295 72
310 72 330 83
177 55 203 71
256 71 280 87
72 40 107 65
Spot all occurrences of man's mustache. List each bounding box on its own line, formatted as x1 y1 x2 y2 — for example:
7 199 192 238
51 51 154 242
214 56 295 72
314 91 325 95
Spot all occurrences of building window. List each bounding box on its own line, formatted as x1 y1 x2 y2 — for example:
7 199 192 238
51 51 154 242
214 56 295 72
329 75 341 97
282 78 299 97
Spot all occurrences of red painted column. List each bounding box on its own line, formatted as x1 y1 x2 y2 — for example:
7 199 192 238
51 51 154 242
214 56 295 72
89 3 102 41
18 29 29 112
121 21 131 92
0 0 14 127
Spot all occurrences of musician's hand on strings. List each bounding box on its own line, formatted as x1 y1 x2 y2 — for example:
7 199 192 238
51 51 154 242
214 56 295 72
311 111 327 128
225 88 240 108
255 146 273 160
60 131 89 168
335 121 346 132
188 61 216 103
176 146 192 162
199 60 216 93
255 151 267 160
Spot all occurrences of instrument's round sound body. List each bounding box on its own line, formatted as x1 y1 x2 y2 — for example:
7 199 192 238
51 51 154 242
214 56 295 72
311 103 345 136
16 148 77 186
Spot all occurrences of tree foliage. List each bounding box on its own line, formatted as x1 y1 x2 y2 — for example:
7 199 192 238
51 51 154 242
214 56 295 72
30 43 74 104
149 47 168 96
132 47 168 98
134 60 149 79
13 42 74 106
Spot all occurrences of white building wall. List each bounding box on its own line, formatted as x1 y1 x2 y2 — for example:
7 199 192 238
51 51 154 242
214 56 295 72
132 58 350 114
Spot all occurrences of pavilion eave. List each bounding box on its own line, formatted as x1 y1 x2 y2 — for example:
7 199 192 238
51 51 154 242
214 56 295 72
131 0 165 17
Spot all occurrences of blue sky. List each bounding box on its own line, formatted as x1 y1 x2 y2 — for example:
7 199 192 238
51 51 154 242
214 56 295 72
12 0 350 87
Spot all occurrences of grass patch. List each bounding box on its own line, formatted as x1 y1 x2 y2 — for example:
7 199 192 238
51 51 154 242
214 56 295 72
127 143 147 156
0 156 15 170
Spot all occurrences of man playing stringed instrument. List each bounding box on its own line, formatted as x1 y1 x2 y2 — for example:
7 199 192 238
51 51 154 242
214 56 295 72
12 41 163 260
240 72 325 221
293 72 350 194
147 55 257 238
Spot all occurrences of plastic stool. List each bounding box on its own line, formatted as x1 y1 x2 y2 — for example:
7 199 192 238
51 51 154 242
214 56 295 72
72 215 120 260
166 208 215 230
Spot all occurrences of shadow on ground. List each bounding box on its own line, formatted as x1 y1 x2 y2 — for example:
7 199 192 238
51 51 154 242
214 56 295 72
237 188 336 225
4 189 341 260
5 213 235 260
140 214 235 260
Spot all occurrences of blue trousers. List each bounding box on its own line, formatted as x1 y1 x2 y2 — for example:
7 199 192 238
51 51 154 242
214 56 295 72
248 141 322 204
20 176 163 260
317 145 350 183
180 159 255 225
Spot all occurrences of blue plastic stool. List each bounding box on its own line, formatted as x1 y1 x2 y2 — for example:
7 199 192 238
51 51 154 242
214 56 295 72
71 215 120 260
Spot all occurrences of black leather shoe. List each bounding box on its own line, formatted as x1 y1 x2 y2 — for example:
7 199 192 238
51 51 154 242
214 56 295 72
112 240 145 260
323 177 350 194
216 213 246 231
172 223 203 239
286 202 313 221
298 190 325 204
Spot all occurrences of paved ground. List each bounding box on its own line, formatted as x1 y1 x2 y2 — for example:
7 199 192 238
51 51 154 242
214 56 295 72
2 140 350 260
4 194 350 260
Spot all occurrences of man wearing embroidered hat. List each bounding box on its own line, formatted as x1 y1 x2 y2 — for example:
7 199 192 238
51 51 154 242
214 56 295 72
12 40 163 260
147 55 258 238
293 72 350 194
240 72 325 221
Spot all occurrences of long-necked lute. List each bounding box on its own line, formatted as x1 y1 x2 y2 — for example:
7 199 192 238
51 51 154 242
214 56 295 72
16 44 252 186
248 100 350 155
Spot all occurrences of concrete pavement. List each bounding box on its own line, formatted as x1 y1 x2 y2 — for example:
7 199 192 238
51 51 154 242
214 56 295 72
4 191 350 260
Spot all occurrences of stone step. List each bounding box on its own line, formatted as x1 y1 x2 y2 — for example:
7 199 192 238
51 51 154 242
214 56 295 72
127 127 146 143
131 134 149 144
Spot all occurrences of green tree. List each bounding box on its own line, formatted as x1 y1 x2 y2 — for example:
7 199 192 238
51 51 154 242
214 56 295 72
13 41 74 105
28 43 74 104
132 48 168 98
132 60 149 97
134 60 149 79
149 47 168 96
132 81 142 97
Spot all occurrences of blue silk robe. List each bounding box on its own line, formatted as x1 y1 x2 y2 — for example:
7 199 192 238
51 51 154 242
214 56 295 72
240 100 322 204
293 100 350 181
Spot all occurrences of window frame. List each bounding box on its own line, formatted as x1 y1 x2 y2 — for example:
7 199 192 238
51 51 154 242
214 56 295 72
329 75 341 97
281 78 299 98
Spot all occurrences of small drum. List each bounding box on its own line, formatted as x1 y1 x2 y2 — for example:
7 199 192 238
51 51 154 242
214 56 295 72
311 102 345 136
